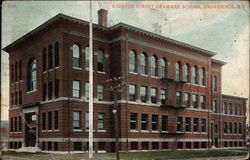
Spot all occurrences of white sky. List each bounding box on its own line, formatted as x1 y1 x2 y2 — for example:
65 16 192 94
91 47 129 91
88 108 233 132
1 1 249 120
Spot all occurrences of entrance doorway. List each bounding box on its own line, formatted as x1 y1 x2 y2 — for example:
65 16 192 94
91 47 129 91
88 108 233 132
25 113 37 147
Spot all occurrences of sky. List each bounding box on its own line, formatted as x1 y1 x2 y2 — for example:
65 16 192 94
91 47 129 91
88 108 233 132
1 1 249 120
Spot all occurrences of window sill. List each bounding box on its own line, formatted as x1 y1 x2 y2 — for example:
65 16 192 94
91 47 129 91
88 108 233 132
47 130 53 132
130 130 139 132
73 129 83 132
72 67 82 70
27 90 37 94
200 85 206 88
48 69 53 72
86 129 96 132
152 130 160 133
141 130 150 133
97 129 106 132
201 132 207 134
161 131 168 133
55 67 60 70
151 76 159 79
140 74 148 77
129 72 137 75
97 71 106 74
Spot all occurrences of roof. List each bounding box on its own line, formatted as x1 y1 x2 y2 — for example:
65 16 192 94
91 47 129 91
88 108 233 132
211 58 227 66
3 13 216 57
222 94 248 100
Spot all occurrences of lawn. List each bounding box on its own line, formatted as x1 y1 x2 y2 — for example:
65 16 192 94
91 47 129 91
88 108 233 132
105 149 248 160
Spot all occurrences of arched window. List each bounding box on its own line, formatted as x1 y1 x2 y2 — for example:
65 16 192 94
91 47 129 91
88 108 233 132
54 42 59 67
27 58 37 91
48 45 53 69
175 62 181 81
192 66 198 84
160 58 167 78
72 44 80 68
129 50 136 73
151 56 157 76
199 67 206 86
97 50 104 72
85 47 89 70
140 53 147 74
183 64 189 82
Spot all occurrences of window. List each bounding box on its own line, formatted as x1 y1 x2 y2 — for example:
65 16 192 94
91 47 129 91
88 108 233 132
140 86 147 103
129 84 136 101
15 92 17 105
54 42 59 67
142 142 149 150
233 104 237 115
97 50 104 72
72 44 80 68
185 117 191 132
48 142 52 151
131 142 138 150
98 113 104 130
18 116 22 132
54 111 58 130
72 80 80 98
160 89 167 105
42 83 46 101
239 105 242 115
48 45 53 69
183 64 189 82
19 60 22 80
201 119 206 132
84 82 89 100
162 115 168 131
160 58 167 78
229 122 233 134
10 117 13 132
151 88 157 104
19 90 22 105
86 112 89 129
140 53 147 74
14 117 17 132
73 111 81 129
74 142 82 151
141 114 148 130
192 66 198 84
97 84 104 100
213 100 217 113
55 79 59 99
27 58 37 91
183 93 190 107
224 122 228 134
54 142 58 151
200 95 205 109
175 62 181 81
11 64 14 83
151 56 157 76
212 75 217 92
15 62 18 82
199 68 206 86
177 117 183 132
42 113 46 130
239 123 242 134
234 122 237 134
130 113 137 130
129 50 136 73
152 142 159 150
48 112 52 130
48 81 53 100
42 48 47 72
229 103 233 115
85 47 89 70
193 118 199 132
223 102 227 114
11 93 13 106
176 91 181 106
152 115 158 131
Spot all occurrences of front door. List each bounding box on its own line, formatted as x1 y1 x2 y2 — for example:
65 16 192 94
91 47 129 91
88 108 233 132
25 113 37 147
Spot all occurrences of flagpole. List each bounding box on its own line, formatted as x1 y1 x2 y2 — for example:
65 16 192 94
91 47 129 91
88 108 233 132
88 0 94 158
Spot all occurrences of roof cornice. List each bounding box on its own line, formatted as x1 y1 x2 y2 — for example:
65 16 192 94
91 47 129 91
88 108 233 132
3 13 216 58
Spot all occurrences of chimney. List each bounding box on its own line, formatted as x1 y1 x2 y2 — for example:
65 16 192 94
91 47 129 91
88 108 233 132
98 9 108 27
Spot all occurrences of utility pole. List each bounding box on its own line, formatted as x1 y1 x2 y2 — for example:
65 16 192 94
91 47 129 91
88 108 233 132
106 76 125 160
88 0 94 158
